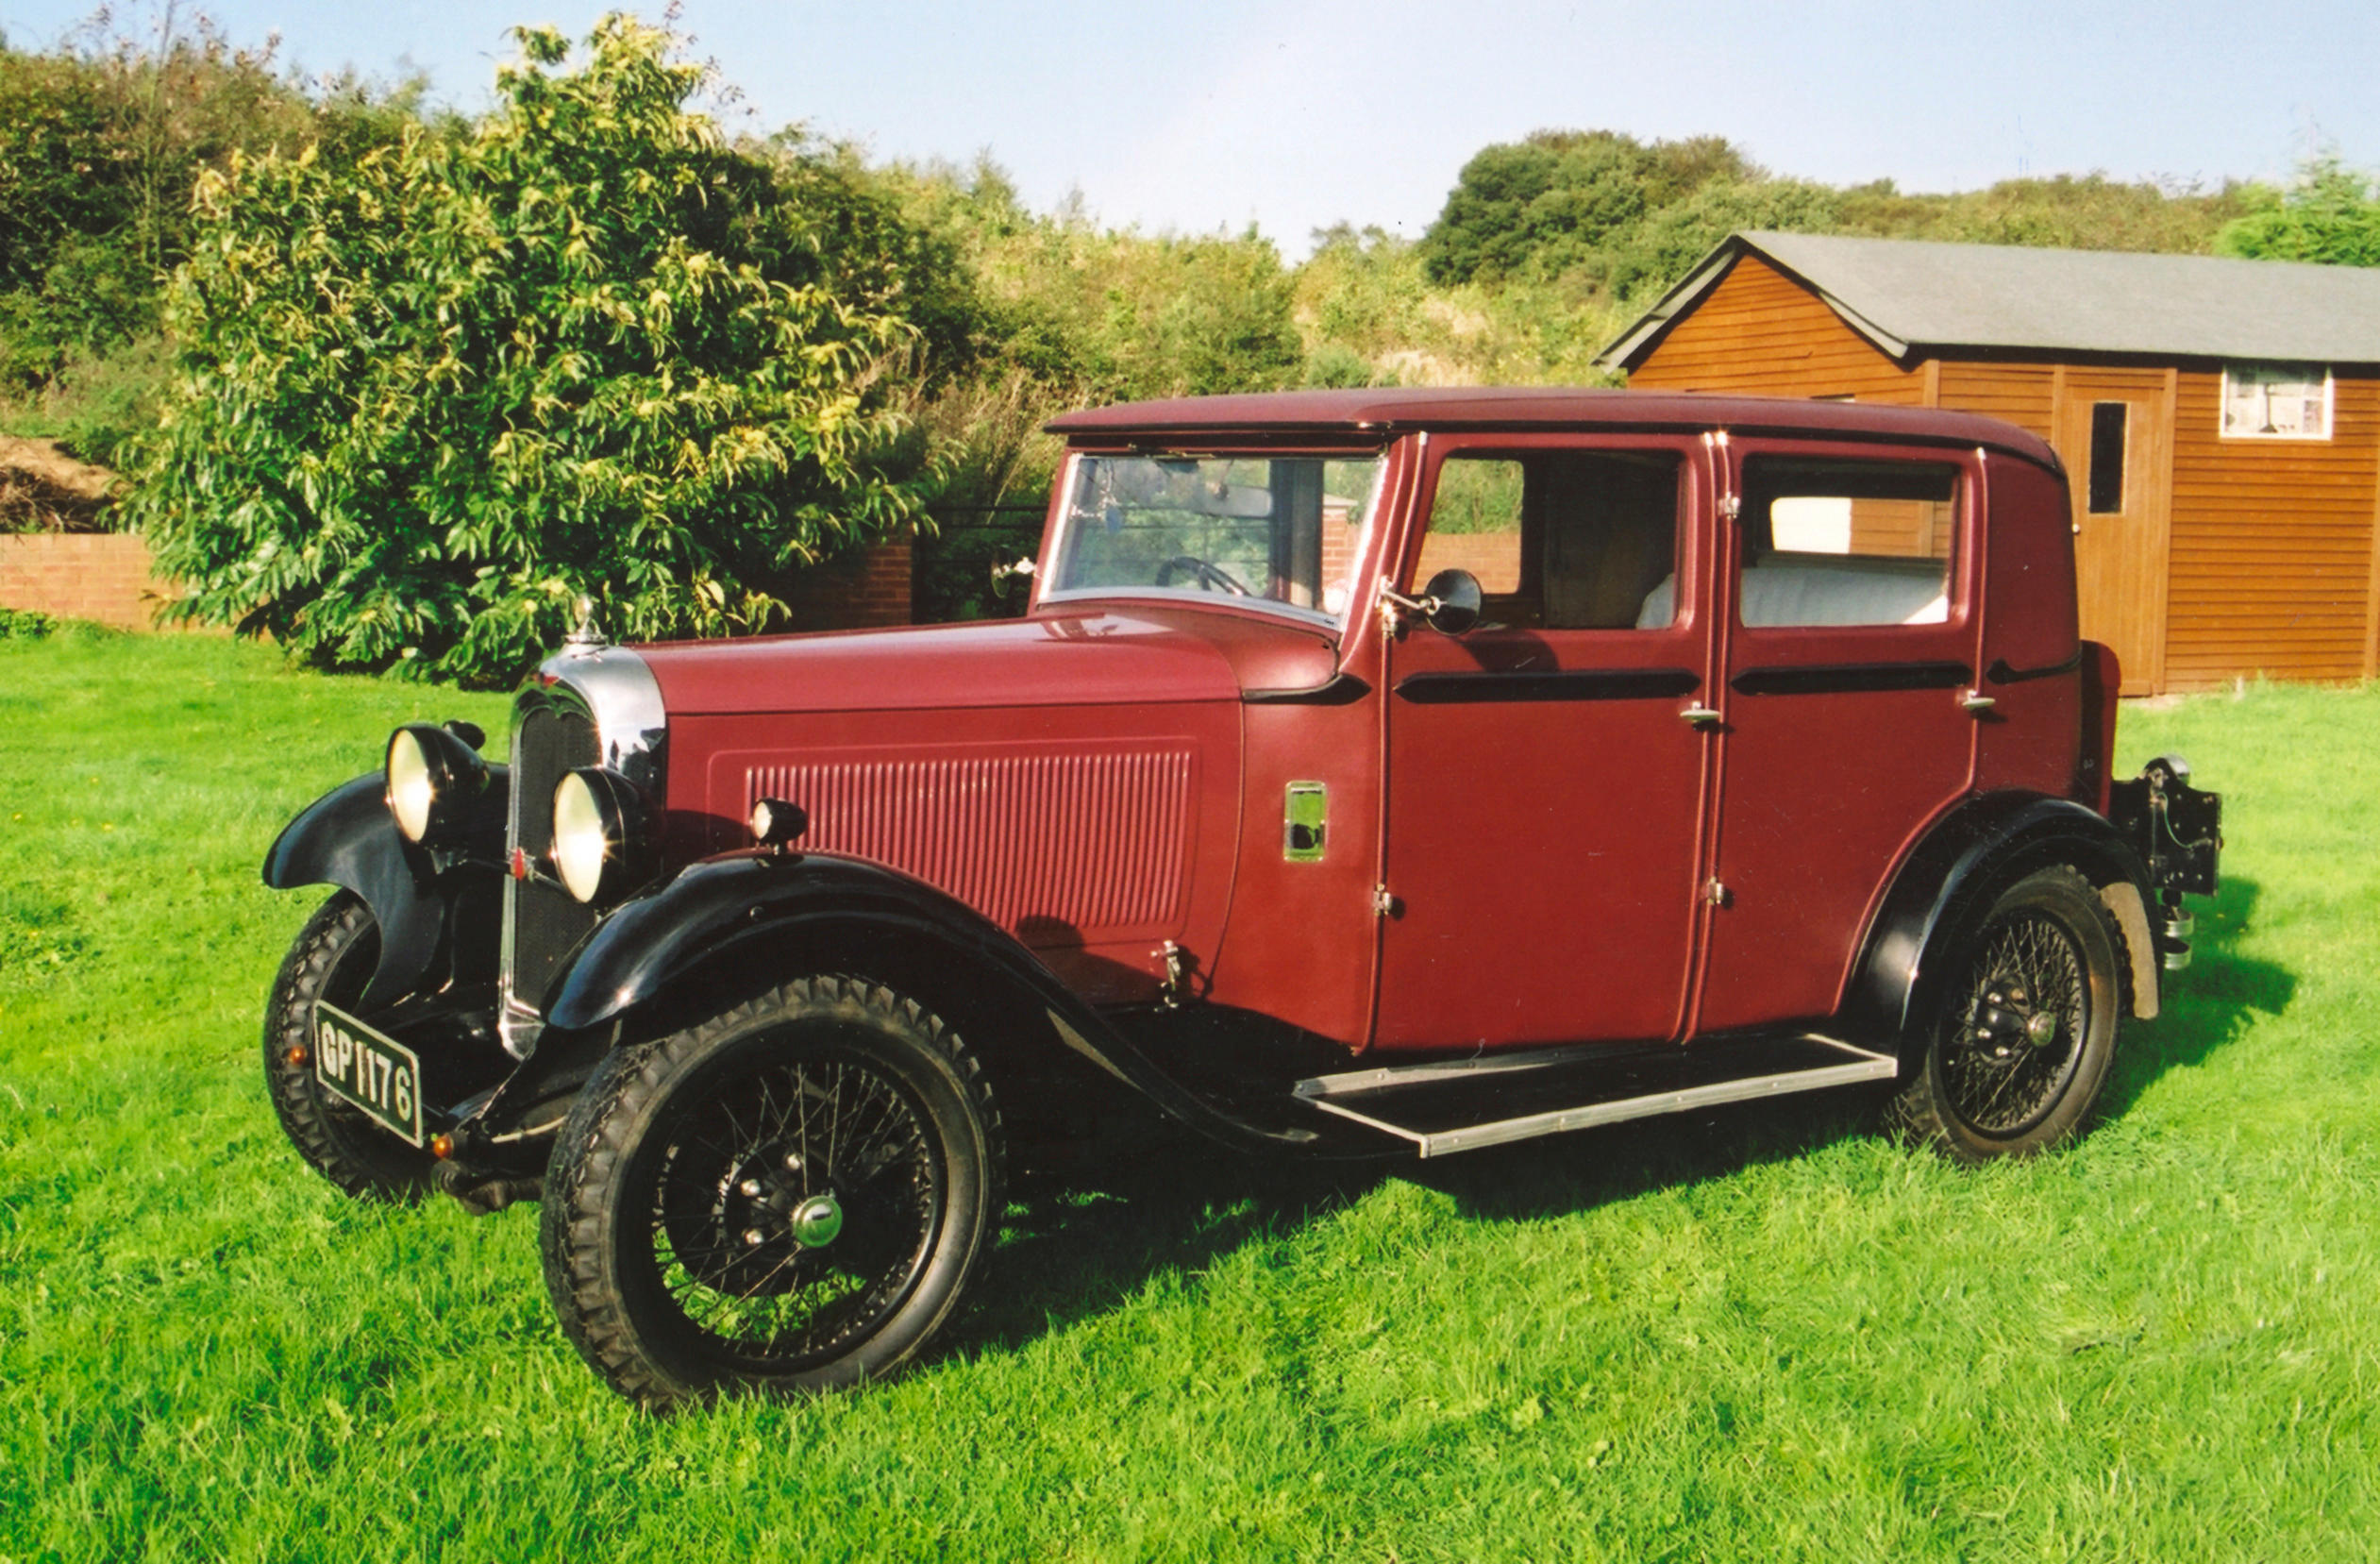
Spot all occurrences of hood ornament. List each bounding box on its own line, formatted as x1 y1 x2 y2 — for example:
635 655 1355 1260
563 596 609 652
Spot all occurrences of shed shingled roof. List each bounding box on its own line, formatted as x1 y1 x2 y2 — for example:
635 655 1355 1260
1598 231 2380 370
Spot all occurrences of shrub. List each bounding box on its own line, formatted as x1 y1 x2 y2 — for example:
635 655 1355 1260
2217 156 2380 266
129 17 940 685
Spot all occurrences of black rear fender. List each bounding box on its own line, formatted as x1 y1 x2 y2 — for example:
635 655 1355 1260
262 770 510 1008
542 852 1318 1153
1849 792 2160 1060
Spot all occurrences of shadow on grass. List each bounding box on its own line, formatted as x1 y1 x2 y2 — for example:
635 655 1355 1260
947 879 2288 1363
950 1089 1892 1362
2099 874 2290 1119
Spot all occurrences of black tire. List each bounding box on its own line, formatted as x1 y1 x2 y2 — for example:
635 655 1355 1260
1886 866 2124 1162
540 976 1005 1409
263 891 437 1198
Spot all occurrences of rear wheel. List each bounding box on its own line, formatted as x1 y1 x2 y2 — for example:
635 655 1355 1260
263 891 437 1198
1887 866 2123 1162
540 976 1004 1408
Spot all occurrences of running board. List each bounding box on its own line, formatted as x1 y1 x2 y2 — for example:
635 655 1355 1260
1293 1034 1898 1158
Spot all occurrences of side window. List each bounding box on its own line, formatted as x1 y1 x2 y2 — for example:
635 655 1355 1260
1417 458 1524 596
1737 457 1958 628
1418 450 1683 630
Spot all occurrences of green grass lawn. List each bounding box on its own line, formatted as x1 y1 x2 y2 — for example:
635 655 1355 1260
2 630 2374 1562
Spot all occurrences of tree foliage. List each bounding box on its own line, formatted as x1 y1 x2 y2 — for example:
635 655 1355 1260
2216 156 2380 266
131 17 941 684
1418 128 2262 313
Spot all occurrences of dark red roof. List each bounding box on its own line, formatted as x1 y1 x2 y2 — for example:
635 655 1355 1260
1045 386 2060 470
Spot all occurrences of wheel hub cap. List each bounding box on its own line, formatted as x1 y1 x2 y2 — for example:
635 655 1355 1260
790 1192 844 1249
2024 1011 2059 1049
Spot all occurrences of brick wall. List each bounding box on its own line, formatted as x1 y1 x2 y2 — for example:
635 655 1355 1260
0 533 176 629
763 533 916 631
0 531 922 635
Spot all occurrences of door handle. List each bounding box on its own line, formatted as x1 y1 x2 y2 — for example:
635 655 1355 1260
1681 704 1722 728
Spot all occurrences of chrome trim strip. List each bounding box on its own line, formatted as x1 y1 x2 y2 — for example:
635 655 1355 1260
1295 1035 1654 1098
1299 1038 1897 1158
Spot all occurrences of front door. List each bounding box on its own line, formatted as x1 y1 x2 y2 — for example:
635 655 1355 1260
1373 435 1715 1051
2056 368 2175 697
1694 440 1984 1034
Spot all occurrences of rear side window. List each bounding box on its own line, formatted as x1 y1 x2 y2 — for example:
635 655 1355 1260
1736 457 1959 628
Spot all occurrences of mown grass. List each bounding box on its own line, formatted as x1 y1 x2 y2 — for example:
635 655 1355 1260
1 631 2374 1562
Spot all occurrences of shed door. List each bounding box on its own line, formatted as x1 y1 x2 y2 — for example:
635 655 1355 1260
2056 369 2175 697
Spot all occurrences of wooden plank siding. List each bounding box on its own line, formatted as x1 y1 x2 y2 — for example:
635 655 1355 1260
1627 256 1925 403
1626 254 2380 690
2163 368 2379 687
1935 362 2058 440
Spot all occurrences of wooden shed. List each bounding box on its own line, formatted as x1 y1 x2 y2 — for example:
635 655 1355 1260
1599 231 2380 694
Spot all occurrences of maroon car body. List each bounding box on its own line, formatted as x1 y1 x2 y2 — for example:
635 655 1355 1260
260 388 2221 1406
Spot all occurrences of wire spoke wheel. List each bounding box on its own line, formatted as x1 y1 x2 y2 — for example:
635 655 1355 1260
543 976 1002 1407
1936 910 2089 1135
1887 866 2124 1162
645 1044 941 1371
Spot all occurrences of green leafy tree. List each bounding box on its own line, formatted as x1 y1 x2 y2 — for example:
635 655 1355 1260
131 16 937 683
2216 156 2380 266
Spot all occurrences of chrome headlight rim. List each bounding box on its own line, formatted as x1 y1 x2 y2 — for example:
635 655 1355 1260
385 722 488 847
550 765 653 905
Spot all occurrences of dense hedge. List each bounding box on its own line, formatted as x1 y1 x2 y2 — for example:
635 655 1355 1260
130 20 942 683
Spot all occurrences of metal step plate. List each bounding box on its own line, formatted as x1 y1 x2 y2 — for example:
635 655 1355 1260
1294 1034 1898 1158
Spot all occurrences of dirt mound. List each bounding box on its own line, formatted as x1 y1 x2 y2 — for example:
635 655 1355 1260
0 437 117 532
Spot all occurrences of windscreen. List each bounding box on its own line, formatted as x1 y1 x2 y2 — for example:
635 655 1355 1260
1043 453 1387 627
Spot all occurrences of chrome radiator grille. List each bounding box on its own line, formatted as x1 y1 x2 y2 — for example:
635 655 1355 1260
497 644 667 1055
503 704 600 1019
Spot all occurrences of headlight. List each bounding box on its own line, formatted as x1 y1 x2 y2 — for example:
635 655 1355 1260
551 766 653 905
385 722 488 846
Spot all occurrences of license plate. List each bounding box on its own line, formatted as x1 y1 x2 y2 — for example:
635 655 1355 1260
312 1001 426 1148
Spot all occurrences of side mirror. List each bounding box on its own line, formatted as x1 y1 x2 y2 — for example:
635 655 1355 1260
1418 568 1483 636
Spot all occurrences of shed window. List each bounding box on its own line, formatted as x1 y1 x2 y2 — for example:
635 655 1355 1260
2087 403 2127 513
2222 363 2332 440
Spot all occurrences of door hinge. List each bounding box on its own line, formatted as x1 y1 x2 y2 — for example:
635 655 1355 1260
1718 494 1741 522
1704 878 1731 907
1372 884 1400 917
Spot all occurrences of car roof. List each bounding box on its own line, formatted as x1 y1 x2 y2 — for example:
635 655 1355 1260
1045 386 2061 471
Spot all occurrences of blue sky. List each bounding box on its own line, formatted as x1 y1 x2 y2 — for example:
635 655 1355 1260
2 0 2372 258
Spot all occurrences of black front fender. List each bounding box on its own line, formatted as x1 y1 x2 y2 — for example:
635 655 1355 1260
545 851 1319 1153
1848 792 2158 1052
262 769 509 1008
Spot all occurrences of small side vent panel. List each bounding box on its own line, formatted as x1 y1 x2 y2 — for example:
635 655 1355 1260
745 747 1197 942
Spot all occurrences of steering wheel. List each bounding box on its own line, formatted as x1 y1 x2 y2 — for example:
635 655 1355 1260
1155 555 1251 595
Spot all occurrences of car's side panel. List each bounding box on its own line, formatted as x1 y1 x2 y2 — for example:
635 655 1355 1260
1971 453 2089 804
674 701 1242 1007
1202 690 1383 1048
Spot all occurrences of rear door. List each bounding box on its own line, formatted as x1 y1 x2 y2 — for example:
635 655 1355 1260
1373 434 1717 1050
1694 441 1985 1034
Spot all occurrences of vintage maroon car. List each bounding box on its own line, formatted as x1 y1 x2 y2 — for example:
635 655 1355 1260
260 388 2220 1407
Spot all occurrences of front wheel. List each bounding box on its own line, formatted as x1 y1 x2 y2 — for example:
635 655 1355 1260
1886 866 2124 1163
540 976 1005 1408
263 891 437 1198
